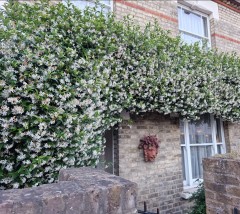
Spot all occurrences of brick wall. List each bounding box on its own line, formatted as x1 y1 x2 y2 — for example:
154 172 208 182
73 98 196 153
113 0 179 37
203 157 240 214
0 168 137 214
223 122 240 153
210 4 240 55
118 113 184 213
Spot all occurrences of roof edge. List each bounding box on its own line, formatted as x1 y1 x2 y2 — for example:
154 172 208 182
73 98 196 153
212 0 240 13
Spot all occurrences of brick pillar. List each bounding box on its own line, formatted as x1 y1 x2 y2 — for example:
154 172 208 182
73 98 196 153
203 157 240 214
223 121 240 153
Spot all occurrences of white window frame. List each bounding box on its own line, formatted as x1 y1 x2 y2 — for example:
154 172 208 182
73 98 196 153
178 5 211 48
181 115 226 187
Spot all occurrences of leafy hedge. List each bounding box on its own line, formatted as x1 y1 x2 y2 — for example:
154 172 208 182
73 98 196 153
189 183 206 214
0 0 240 189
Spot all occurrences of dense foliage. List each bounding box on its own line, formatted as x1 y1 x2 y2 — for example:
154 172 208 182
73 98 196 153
189 183 206 214
0 0 240 189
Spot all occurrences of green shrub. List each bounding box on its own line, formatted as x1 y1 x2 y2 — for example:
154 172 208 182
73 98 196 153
189 183 206 214
0 0 240 189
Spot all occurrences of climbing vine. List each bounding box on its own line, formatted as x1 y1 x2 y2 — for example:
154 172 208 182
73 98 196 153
0 0 240 189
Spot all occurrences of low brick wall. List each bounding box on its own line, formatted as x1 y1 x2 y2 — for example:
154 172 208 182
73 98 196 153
0 167 137 214
203 156 240 214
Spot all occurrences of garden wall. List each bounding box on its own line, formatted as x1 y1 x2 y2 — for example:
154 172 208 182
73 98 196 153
203 156 240 214
0 168 137 214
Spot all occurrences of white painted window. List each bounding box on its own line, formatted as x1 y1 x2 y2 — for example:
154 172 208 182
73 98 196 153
180 114 225 187
63 0 112 13
178 6 211 47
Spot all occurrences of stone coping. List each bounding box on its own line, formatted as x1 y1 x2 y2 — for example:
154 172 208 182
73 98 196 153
0 167 137 214
212 152 240 160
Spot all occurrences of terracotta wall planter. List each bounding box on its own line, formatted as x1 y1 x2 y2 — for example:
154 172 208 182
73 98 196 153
138 135 159 162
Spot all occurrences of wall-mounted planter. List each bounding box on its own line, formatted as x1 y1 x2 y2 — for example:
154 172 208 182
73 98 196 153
138 135 159 162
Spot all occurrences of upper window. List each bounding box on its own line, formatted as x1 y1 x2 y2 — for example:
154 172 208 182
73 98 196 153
178 6 210 47
180 114 225 187
65 0 112 13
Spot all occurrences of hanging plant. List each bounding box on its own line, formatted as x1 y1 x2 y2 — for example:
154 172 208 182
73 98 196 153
139 135 160 162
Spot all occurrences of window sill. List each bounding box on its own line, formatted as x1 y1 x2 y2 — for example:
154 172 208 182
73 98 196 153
180 186 198 200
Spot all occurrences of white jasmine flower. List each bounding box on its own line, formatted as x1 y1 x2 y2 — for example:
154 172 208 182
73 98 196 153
13 183 19 189
21 177 26 183
0 80 6 86
12 106 24 115
7 97 20 104
42 98 51 105
0 105 9 116
5 164 13 172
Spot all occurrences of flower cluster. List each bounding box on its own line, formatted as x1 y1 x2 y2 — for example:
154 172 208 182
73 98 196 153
0 0 240 189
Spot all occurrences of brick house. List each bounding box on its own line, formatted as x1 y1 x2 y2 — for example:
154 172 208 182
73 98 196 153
85 1 239 213
68 0 240 213
1 0 239 213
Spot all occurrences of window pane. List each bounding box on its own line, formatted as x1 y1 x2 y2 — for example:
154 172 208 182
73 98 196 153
180 8 203 36
217 145 223 154
216 119 223 143
0 1 6 9
181 33 202 46
202 17 208 37
191 146 212 179
101 6 110 14
69 0 89 9
181 147 186 180
180 120 185 144
68 0 111 13
100 0 111 7
189 114 213 144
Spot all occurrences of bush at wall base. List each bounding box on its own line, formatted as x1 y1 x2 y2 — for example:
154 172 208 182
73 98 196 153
188 182 206 214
